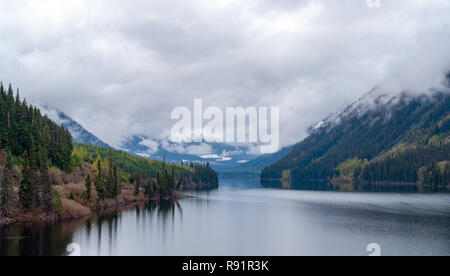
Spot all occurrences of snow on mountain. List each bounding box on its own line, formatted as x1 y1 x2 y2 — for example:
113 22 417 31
119 135 260 171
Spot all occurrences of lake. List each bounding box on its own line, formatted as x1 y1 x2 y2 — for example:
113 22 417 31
1 176 450 256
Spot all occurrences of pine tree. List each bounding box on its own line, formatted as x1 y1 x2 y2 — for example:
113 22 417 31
94 159 106 201
85 174 92 200
134 170 141 196
116 166 122 195
144 180 151 198
112 166 119 198
40 148 53 213
444 164 448 188
0 150 14 218
176 173 184 191
171 163 176 191
106 157 114 198
19 151 33 211
30 146 39 209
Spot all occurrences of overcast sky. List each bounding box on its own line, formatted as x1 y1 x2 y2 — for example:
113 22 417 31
1 0 450 149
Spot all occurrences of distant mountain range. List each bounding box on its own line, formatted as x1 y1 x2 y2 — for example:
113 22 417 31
118 135 275 172
38 106 293 173
38 106 111 149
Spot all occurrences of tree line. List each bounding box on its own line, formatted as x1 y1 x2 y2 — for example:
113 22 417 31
88 153 219 205
1 83 72 219
273 143 450 192
72 143 219 195
358 143 450 191
0 83 73 172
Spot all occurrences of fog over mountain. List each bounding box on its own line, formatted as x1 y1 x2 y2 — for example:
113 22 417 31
1 0 450 151
38 105 111 148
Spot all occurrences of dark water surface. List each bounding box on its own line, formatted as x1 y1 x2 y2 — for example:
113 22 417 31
1 176 450 256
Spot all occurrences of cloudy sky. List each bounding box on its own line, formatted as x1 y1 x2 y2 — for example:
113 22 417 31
1 0 450 149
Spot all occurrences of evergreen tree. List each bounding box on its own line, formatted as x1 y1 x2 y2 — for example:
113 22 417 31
176 173 184 191
0 150 14 218
30 146 39 209
19 151 33 211
85 174 92 200
105 158 113 198
134 170 141 196
171 163 176 191
40 148 53 212
94 159 106 201
112 165 119 198
144 180 151 198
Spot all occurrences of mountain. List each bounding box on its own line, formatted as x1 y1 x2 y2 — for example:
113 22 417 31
118 135 261 172
37 107 274 173
221 145 294 176
38 106 111 149
262 76 450 192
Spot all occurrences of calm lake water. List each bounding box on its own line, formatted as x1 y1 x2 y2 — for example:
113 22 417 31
1 176 450 256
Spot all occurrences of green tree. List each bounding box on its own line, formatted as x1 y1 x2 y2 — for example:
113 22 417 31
105 157 114 198
94 159 106 201
134 170 141 196
40 148 53 212
0 150 14 218
112 165 119 198
176 173 184 191
19 151 33 211
30 146 39 209
144 180 151 198
85 174 92 200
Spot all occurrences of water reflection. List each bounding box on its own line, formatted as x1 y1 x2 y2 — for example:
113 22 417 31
0 201 182 256
1 177 450 256
261 179 330 191
0 221 74 256
261 179 420 193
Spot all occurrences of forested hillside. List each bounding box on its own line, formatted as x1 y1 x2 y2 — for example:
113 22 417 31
0 83 73 220
261 86 450 192
72 143 219 191
0 83 73 172
0 83 218 224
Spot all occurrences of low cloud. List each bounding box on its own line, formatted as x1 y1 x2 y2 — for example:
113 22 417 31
138 137 160 154
1 0 450 149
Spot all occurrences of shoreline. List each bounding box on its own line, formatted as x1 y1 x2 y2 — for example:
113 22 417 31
0 193 190 226
0 199 144 226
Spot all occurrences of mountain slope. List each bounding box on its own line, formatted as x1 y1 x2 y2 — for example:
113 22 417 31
39 106 111 148
0 84 73 172
262 82 450 191
221 145 294 175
